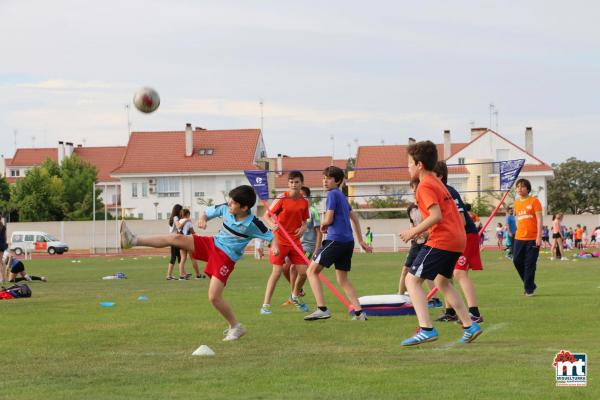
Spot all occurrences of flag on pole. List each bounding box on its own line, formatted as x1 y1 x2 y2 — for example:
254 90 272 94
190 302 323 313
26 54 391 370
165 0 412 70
244 170 269 200
499 159 526 190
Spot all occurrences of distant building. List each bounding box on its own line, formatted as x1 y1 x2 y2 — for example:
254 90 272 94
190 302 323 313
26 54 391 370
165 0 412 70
348 127 554 211
110 124 267 220
2 143 126 208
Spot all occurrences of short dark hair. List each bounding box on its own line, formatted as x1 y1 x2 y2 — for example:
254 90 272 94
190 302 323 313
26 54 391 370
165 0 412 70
229 185 256 209
288 170 304 182
301 186 311 197
433 161 448 184
323 166 345 185
407 140 438 171
515 178 531 193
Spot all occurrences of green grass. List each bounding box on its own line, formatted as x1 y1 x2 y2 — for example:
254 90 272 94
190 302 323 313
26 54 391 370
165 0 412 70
1 251 598 399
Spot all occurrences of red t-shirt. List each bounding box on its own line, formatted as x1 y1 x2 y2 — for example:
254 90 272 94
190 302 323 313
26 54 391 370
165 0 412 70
416 174 466 253
269 192 309 246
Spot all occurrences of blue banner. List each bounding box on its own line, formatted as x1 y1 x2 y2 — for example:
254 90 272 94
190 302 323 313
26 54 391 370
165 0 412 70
244 170 270 200
499 159 525 190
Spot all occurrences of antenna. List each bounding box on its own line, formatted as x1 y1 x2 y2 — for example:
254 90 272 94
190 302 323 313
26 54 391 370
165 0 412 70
489 102 495 129
13 129 18 152
31 135 36 148
330 135 335 160
125 104 131 136
469 120 475 128
493 109 499 131
259 99 264 133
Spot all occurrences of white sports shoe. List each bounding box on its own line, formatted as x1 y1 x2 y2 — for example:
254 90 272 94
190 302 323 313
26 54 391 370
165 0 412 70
223 324 246 341
351 311 368 321
120 222 137 249
304 308 331 321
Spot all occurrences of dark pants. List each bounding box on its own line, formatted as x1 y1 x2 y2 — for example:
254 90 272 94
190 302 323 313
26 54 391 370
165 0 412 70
508 233 515 256
169 245 181 264
513 239 539 294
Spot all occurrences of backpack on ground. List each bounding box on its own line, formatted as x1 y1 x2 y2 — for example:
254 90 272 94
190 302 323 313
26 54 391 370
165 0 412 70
1 283 32 299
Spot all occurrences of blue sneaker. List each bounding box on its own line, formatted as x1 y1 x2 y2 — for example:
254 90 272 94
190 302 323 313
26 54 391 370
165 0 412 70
427 298 443 308
401 328 438 346
290 295 309 312
459 322 482 344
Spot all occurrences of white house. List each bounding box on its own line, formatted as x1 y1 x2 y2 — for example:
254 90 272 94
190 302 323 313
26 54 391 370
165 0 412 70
110 124 267 220
348 127 554 211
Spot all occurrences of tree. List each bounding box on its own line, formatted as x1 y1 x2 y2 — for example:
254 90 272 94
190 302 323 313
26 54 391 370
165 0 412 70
60 155 101 220
10 165 65 221
548 157 600 214
0 175 10 215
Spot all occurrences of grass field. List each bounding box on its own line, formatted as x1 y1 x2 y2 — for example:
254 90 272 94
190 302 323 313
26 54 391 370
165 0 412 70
1 250 598 399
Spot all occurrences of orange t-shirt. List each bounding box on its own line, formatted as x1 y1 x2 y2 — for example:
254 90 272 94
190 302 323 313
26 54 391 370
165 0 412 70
269 192 309 246
574 229 583 240
514 196 542 241
416 174 466 253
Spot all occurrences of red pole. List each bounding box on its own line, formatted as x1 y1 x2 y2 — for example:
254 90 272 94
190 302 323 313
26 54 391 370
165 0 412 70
425 190 511 300
258 199 352 310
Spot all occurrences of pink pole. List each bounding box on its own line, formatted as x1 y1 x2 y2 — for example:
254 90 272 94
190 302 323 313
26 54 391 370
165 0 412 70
259 199 352 310
425 190 511 300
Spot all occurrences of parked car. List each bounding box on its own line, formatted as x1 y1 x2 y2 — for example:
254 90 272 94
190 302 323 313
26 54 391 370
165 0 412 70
10 231 69 255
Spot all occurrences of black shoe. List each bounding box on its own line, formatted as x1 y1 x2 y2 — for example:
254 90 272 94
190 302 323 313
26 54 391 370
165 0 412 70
435 313 458 322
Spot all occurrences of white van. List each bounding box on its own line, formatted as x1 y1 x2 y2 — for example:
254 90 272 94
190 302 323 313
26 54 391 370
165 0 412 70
10 231 69 255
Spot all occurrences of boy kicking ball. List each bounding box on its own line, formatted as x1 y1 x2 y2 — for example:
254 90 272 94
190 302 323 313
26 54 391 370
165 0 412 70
399 141 482 346
121 185 276 342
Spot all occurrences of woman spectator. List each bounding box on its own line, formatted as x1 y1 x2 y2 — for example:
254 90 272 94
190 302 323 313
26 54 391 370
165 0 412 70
166 204 183 280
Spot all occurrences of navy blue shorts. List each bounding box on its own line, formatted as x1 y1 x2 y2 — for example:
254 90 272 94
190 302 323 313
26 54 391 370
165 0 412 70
409 246 461 280
405 241 424 268
312 240 354 271
10 261 25 274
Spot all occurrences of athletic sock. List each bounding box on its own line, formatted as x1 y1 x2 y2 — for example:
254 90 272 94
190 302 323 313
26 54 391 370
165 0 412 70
445 308 456 316
469 307 480 317
318 306 328 312
421 327 434 332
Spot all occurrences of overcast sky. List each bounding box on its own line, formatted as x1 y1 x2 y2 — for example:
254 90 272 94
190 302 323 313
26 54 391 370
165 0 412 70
1 1 598 164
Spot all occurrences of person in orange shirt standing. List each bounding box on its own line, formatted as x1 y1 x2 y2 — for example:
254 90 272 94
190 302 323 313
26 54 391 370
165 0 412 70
512 178 543 297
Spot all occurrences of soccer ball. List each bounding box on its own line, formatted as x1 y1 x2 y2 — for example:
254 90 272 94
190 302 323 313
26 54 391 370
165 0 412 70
133 87 160 113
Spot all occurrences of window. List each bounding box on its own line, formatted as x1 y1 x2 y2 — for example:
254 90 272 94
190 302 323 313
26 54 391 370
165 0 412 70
10 169 20 177
13 235 23 242
156 177 180 197
198 149 206 155
157 212 163 220
206 148 214 155
142 182 148 197
138 213 143 219
194 191 205 197
458 157 465 165
36 235 46 242
25 234 34 241
132 183 138 198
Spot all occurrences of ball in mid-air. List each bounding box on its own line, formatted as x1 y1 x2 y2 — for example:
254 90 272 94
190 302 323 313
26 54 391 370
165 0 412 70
133 87 160 113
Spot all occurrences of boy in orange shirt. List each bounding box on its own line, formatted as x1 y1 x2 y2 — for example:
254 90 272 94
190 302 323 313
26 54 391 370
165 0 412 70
260 170 310 315
399 141 482 346
512 178 543 296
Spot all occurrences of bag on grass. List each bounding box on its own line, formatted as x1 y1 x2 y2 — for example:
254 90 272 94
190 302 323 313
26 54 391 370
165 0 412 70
3 283 32 298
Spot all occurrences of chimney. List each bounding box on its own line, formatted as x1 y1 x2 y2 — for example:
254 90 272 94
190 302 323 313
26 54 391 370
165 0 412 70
185 123 193 157
65 142 74 157
443 130 451 160
408 137 416 145
470 127 487 141
58 141 65 165
276 153 283 176
525 126 533 154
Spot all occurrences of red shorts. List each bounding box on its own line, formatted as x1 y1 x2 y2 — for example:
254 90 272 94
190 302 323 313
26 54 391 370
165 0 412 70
269 243 307 266
191 236 236 285
454 233 483 271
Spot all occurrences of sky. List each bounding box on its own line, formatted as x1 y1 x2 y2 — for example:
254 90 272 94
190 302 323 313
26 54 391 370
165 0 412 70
1 0 599 164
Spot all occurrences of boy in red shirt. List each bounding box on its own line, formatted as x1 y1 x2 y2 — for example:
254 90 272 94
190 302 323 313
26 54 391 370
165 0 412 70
399 141 482 346
260 170 310 315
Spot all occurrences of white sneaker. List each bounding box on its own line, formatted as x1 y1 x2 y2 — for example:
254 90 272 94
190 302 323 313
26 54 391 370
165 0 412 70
120 222 137 249
260 304 272 315
223 324 246 341
351 311 368 321
550 257 555 260
304 308 331 321
561 257 569 261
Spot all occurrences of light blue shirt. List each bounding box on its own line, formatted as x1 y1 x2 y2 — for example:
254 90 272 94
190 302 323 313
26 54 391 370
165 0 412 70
205 204 273 262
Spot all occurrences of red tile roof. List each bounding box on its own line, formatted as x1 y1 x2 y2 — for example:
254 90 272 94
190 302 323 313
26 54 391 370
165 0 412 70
7 148 57 166
112 129 261 175
273 156 347 189
73 147 127 182
350 143 468 183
